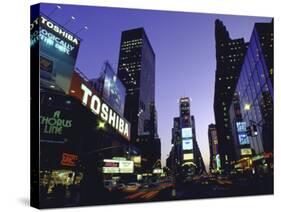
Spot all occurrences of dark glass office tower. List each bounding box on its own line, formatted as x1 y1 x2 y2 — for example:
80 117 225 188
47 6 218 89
117 28 156 171
213 19 248 172
233 21 273 156
117 28 155 144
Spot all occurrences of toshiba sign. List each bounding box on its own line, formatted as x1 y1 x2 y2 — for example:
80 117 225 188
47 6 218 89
69 71 130 141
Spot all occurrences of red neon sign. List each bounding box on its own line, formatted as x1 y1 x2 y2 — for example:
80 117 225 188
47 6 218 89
60 153 78 167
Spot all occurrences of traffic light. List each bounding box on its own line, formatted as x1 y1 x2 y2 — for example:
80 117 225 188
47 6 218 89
247 125 258 137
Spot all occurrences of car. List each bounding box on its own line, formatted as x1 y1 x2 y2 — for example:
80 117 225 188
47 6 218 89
116 183 126 191
123 182 141 193
104 180 117 192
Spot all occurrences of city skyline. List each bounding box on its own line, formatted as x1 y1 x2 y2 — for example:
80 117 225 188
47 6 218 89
40 3 271 169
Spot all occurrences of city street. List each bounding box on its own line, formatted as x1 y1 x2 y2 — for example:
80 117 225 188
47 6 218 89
101 174 273 204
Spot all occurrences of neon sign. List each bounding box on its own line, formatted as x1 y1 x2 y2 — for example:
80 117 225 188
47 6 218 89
80 83 130 140
40 110 72 135
60 153 78 167
40 29 75 55
30 16 79 55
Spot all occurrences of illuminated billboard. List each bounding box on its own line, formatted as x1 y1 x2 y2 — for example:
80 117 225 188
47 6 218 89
238 133 250 145
119 160 134 173
31 15 80 93
102 159 134 173
240 148 252 156
102 63 126 116
236 122 247 133
40 109 73 143
236 121 250 145
182 139 193 150
69 72 131 141
182 128 193 150
183 153 194 160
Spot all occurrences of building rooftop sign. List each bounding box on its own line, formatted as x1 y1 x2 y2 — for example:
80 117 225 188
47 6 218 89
69 71 131 141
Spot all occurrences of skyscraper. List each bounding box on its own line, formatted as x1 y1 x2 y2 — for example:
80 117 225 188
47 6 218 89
117 28 158 171
213 19 248 172
117 28 156 144
179 97 193 164
178 97 205 174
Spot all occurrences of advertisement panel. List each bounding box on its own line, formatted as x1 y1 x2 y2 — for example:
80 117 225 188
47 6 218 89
182 127 192 139
31 15 81 93
183 153 193 160
102 159 134 173
236 121 250 145
102 64 126 116
238 134 250 145
182 128 193 150
40 109 73 143
102 159 119 174
119 161 134 173
153 168 163 174
236 122 247 132
240 148 252 156
182 139 193 150
69 72 131 140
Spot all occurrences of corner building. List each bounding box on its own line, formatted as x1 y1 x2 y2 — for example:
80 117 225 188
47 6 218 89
213 19 248 172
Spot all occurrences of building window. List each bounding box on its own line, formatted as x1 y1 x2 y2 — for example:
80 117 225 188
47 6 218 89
40 56 53 74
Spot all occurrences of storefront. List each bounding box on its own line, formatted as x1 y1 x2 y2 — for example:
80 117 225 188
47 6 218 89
39 88 132 205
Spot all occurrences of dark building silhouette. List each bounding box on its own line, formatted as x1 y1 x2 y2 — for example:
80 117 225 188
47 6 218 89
208 124 220 173
171 117 181 170
191 116 206 174
117 28 159 171
213 19 248 172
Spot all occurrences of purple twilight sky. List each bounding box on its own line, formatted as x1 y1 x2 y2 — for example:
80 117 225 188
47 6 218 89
40 3 271 169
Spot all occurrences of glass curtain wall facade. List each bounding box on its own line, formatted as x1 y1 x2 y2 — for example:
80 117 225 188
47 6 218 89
233 21 273 156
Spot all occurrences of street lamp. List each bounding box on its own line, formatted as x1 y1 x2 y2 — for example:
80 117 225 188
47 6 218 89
244 103 251 111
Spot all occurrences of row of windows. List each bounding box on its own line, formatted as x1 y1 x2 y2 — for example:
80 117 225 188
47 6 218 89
218 75 234 81
121 45 142 51
123 39 142 44
121 41 142 48
220 40 243 47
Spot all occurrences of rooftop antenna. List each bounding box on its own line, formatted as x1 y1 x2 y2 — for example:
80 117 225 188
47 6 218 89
75 25 88 35
48 5 61 17
63 16 76 27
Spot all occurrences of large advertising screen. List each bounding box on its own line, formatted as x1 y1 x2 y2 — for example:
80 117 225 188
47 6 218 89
182 128 193 150
31 15 81 93
238 134 250 145
236 122 250 145
102 64 125 116
236 122 247 133
182 139 193 150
